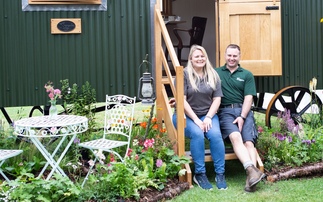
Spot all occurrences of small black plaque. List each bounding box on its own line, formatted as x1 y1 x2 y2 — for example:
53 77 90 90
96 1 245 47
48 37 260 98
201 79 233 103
266 6 279 10
57 21 76 32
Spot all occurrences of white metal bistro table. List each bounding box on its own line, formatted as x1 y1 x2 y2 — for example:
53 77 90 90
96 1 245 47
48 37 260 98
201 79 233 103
14 115 88 180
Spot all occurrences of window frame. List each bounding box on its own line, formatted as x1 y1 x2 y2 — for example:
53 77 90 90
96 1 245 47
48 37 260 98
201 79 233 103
22 0 107 11
28 0 102 5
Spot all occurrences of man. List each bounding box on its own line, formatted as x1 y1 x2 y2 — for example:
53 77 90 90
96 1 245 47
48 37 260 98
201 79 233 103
215 44 265 192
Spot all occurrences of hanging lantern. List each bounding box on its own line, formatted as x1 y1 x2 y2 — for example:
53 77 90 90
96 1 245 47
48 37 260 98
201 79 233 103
138 71 155 104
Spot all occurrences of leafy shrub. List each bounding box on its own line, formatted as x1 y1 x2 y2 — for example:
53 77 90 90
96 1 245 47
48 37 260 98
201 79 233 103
60 79 97 136
257 108 323 171
80 114 190 201
0 174 80 202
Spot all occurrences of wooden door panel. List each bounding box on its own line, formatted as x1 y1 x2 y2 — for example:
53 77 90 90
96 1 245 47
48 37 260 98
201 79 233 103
219 1 282 76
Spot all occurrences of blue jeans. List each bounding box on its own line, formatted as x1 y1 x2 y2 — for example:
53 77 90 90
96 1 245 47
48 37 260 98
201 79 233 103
173 114 225 174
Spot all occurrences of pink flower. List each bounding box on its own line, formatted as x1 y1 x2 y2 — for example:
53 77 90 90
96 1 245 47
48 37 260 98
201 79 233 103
144 138 155 148
44 81 62 101
49 92 54 99
54 89 61 95
258 126 263 133
127 148 133 157
156 159 163 167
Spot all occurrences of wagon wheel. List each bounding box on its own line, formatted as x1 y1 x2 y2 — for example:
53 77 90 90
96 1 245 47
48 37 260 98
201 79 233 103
265 86 323 128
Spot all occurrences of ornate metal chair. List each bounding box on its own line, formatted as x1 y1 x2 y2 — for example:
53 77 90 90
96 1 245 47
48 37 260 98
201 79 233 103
79 94 136 187
0 149 23 182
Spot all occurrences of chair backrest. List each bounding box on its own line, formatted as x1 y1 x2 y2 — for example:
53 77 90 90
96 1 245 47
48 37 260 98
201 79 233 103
189 16 207 46
104 95 136 140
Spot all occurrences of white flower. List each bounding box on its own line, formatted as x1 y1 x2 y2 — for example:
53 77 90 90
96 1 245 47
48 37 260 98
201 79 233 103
88 159 95 167
94 149 106 161
178 169 187 176
133 139 139 146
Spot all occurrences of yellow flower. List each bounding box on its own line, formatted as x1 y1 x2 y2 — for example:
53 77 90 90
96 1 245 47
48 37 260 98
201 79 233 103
309 77 317 92
312 77 317 91
321 18 323 23
309 80 313 92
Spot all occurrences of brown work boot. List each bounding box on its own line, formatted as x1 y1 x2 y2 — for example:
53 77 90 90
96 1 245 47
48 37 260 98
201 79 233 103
244 178 256 192
246 165 265 187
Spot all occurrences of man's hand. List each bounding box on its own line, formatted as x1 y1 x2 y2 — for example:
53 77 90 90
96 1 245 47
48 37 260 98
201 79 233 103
233 116 244 132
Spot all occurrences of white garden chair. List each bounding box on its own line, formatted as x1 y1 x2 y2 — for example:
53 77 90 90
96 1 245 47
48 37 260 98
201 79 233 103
79 94 136 187
0 149 23 182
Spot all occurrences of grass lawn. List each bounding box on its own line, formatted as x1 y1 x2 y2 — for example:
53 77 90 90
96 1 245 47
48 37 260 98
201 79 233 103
169 160 323 202
2 105 323 202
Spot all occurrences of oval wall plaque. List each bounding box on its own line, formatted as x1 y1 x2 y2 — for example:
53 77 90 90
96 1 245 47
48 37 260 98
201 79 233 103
57 20 76 32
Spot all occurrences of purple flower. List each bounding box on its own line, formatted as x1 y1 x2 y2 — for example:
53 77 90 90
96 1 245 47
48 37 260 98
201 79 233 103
302 139 312 146
156 159 163 168
278 109 299 134
73 138 80 144
273 133 286 141
287 136 292 143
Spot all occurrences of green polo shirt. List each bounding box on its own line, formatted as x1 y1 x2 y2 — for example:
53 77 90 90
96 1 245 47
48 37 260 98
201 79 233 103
214 64 256 105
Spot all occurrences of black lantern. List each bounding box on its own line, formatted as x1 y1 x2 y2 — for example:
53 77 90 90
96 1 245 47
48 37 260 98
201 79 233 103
137 55 155 105
138 71 155 104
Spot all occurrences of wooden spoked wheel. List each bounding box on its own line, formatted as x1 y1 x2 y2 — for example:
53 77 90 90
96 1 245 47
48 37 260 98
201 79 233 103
265 86 323 128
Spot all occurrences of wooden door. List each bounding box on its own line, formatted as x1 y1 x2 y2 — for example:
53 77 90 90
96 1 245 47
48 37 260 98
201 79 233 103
217 0 281 76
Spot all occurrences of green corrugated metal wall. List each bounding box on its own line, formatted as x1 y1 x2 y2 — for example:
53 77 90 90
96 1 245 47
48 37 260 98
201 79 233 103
1 0 323 107
255 0 323 93
0 0 151 107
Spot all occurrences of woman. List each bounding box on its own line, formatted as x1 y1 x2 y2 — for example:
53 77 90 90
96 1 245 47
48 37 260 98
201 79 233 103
172 45 227 190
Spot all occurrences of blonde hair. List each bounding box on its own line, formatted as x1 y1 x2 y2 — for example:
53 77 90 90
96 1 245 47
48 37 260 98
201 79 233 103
186 45 220 91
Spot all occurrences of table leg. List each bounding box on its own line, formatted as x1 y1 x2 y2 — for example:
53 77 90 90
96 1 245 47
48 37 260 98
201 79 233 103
30 137 66 178
38 135 68 177
46 134 77 180
0 160 10 182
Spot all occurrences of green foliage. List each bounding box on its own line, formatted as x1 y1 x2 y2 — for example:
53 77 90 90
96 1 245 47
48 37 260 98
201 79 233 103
0 123 17 149
80 115 190 201
257 108 323 171
0 173 80 202
60 79 97 138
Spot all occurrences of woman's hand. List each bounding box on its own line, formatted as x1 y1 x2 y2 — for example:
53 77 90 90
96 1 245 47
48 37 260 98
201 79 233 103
193 118 205 131
203 116 212 132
